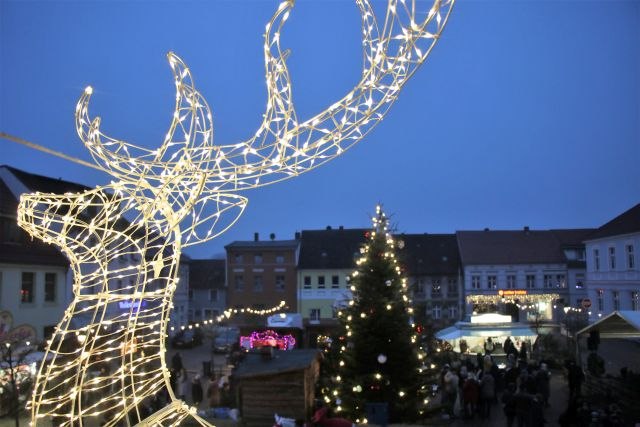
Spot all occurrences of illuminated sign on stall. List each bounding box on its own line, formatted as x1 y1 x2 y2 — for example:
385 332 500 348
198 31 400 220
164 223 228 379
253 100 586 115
498 290 528 297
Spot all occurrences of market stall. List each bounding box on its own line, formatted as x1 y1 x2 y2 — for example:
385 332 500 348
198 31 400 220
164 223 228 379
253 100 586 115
435 313 537 354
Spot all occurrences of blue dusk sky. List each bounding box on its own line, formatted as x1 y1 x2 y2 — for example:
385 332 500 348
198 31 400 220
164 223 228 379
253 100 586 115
1 0 639 259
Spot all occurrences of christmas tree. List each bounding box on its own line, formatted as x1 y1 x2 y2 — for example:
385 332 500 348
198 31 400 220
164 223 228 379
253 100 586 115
322 205 424 423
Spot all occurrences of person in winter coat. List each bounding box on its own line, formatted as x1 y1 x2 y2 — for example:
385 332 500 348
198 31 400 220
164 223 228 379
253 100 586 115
191 375 204 408
535 363 551 407
501 382 517 427
479 371 495 419
177 369 189 401
514 384 533 427
206 375 220 408
462 372 479 419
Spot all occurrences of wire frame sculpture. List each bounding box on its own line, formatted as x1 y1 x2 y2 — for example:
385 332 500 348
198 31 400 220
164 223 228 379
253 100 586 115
17 0 454 425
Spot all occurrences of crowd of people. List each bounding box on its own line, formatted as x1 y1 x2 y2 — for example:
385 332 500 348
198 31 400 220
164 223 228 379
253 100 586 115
440 338 552 426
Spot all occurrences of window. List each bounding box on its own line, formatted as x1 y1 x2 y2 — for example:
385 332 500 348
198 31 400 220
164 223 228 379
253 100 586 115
21 272 34 303
317 275 326 289
594 249 600 271
309 308 321 322
447 278 458 296
43 274 57 303
209 289 218 302
275 254 285 264
627 245 635 269
432 280 441 297
275 275 285 292
254 253 263 264
556 274 566 288
609 247 616 270
331 275 340 288
234 275 244 291
487 275 497 290
575 274 585 289
471 275 481 290
432 305 441 320
234 253 243 264
415 279 425 295
506 275 516 289
448 305 457 319
632 291 639 311
253 275 263 292
597 289 604 311
543 275 554 289
613 291 620 311
526 274 536 289
303 276 311 289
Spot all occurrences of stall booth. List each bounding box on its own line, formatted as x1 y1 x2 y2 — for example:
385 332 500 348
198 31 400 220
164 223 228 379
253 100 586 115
436 313 538 356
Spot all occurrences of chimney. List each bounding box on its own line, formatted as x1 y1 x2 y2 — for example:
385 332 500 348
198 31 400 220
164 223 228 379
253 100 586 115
254 232 259 242
524 226 530 233
294 231 301 240
326 226 332 231
484 228 490 232
270 233 276 241
339 225 344 230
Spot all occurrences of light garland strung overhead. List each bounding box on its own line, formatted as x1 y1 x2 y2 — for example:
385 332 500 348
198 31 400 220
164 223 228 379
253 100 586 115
466 293 562 305
169 301 288 333
16 0 455 425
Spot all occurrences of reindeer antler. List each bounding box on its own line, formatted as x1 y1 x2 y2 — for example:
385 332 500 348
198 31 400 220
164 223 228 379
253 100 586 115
74 0 454 191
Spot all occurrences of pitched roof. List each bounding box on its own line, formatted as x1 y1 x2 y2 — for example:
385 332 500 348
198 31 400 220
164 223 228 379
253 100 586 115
585 203 640 241
297 228 368 269
189 259 225 290
456 229 568 266
2 165 89 194
234 349 320 378
399 233 460 276
551 228 596 247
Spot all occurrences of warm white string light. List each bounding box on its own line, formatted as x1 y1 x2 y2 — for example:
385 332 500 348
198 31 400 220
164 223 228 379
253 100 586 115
168 301 287 333
17 0 454 425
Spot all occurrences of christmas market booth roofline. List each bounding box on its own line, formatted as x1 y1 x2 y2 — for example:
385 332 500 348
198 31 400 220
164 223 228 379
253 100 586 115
435 313 537 353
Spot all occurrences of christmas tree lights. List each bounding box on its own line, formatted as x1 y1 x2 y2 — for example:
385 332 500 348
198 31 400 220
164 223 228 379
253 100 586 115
16 0 454 425
322 205 430 423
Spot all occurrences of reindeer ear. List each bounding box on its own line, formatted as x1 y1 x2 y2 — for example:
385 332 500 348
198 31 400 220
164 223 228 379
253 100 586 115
181 191 247 247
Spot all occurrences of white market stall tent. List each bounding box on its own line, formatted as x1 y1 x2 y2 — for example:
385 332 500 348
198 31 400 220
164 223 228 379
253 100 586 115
436 313 538 354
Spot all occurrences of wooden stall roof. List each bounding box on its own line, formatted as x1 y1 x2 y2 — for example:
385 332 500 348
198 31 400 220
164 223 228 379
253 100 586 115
234 349 321 378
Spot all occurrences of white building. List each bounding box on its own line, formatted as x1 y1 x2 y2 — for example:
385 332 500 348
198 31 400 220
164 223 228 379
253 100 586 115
456 228 593 326
584 203 640 320
0 166 79 341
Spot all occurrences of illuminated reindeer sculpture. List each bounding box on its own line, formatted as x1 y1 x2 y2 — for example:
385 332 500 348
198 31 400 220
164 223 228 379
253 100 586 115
17 0 454 425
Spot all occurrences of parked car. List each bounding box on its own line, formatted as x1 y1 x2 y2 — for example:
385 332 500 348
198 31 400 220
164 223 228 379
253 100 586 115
171 329 203 349
213 327 239 353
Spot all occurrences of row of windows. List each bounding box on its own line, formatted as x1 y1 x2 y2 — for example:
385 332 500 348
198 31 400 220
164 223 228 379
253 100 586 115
3 271 58 304
470 274 566 290
414 279 458 297
303 275 342 289
429 305 458 320
595 290 639 311
188 289 219 301
593 245 635 271
234 275 286 292
233 253 286 265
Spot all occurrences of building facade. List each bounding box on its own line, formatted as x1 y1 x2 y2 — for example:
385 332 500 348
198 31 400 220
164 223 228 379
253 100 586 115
225 234 299 318
188 258 226 322
400 233 462 329
297 227 367 345
584 204 640 320
456 228 593 328
0 166 79 341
